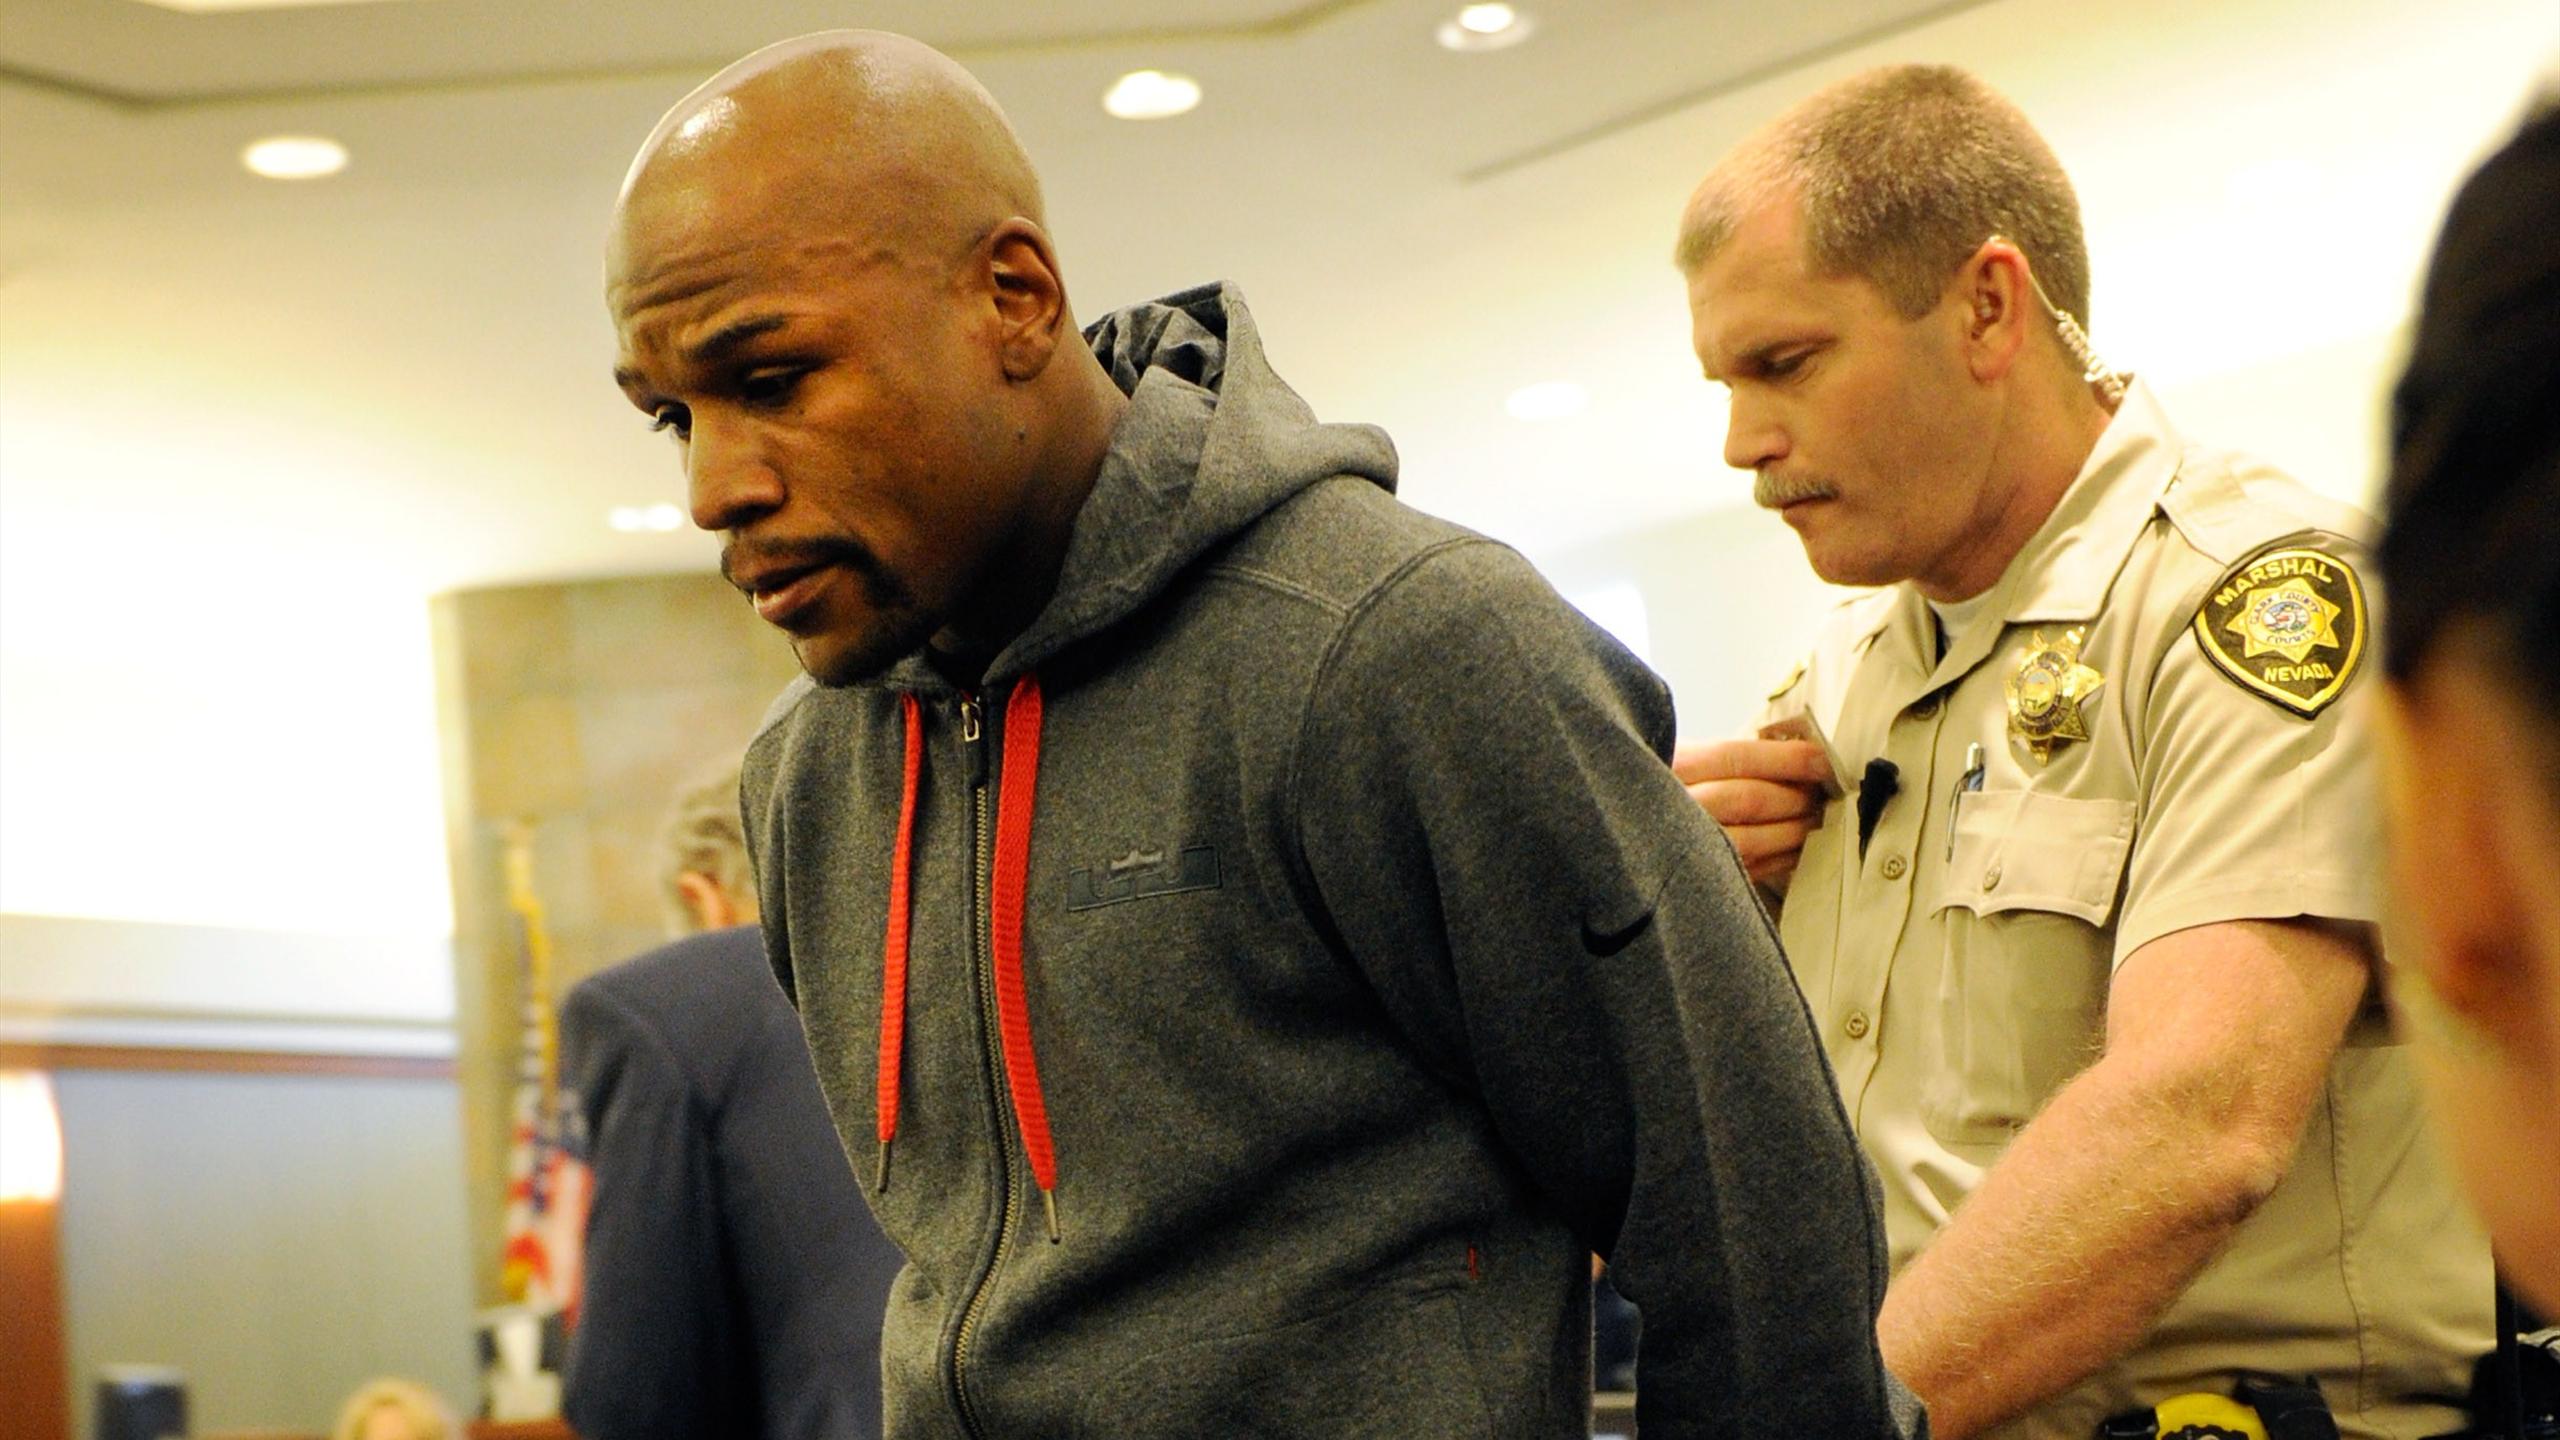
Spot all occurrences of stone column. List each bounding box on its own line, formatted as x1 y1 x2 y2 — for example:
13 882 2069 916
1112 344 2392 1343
430 573 801 1304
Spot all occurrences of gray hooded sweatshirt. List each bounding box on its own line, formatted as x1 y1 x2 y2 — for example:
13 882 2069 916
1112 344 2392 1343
743 283 1922 1439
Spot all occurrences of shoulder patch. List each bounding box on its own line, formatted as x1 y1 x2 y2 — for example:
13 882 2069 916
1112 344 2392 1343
2191 542 2367 717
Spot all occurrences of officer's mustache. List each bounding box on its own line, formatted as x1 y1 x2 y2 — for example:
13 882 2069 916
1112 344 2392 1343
1753 472 1841 510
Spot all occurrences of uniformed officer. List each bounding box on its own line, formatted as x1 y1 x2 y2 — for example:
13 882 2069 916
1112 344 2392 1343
1672 64 2492 1439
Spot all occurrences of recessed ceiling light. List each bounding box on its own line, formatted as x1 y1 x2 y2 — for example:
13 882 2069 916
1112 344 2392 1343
1103 70 1202 121
1504 380 1587 422
241 135 348 180
608 503 685 534
1437 4 1534 51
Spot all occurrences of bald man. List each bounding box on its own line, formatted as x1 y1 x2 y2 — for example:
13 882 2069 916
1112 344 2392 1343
606 32 1921 1439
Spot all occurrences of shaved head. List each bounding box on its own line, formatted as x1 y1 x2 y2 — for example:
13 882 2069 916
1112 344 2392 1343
613 30 1043 284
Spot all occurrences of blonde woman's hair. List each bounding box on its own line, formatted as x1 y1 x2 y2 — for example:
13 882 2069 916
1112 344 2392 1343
1677 63 2092 327
330 1378 456 1440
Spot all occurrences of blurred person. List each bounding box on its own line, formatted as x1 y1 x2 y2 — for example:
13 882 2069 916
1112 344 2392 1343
605 29 1923 1440
559 758 903 1439
1674 64 2491 1438
2375 96 2560 1319
330 1378 456 1440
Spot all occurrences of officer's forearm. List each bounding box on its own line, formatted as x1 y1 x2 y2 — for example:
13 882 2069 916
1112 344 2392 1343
1877 917 2366 1438
1873 1052 2282 1439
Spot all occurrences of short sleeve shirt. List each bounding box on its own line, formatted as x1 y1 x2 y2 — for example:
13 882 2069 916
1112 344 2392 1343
1765 382 2491 1439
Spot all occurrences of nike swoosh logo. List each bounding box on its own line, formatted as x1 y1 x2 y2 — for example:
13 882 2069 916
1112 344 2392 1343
1580 910 1654 957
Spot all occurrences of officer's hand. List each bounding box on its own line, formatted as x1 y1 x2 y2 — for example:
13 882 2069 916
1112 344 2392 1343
1672 739 1832 891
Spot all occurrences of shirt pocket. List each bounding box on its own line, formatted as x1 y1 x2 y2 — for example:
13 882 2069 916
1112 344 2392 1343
1922 788 2135 1150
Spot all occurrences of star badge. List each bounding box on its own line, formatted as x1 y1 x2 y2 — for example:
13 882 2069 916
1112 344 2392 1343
2006 626 2105 764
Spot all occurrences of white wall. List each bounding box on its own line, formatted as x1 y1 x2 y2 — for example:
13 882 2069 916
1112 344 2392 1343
0 438 457 1032
1548 509 1852 741
0 914 453 1053
56 1068 479 1436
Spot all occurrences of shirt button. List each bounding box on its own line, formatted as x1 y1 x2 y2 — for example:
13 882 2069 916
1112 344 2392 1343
1844 1011 1871 1039
1880 854 1907 880
1982 864 2003 891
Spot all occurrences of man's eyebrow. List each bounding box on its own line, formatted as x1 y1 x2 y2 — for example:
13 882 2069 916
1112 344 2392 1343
613 313 797 392
693 312 794 364
1696 342 1756 386
1716 338 1807 380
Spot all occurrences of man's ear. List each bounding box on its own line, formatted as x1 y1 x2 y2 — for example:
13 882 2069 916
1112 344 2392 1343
985 217 1067 383
676 870 740 932
1957 238 2032 383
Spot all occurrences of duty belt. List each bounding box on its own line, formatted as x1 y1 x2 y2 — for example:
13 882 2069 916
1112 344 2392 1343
2098 1372 2339 1440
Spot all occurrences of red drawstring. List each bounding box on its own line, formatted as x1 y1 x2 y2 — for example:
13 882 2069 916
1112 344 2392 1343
990 672 1061 1241
871 676 1061 1242
874 693 924 1191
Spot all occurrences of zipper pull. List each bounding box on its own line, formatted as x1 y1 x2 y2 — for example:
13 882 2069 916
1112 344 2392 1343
959 693 987 785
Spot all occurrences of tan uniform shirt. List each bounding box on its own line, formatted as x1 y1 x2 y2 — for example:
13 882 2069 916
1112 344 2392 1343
1764 382 2491 1439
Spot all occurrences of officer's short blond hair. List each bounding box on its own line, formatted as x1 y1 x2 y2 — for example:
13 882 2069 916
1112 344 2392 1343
1676 64 2093 327
660 756 754 936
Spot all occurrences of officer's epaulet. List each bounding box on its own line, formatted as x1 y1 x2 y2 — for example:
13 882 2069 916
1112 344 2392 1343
2190 539 2369 718
2158 452 2372 565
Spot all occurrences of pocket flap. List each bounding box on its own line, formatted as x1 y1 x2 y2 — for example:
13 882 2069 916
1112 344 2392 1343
1935 790 2136 926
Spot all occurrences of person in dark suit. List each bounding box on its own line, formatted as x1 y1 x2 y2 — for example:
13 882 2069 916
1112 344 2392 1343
561 758 904 1440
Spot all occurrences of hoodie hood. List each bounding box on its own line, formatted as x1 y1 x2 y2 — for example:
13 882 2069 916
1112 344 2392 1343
881 282 1398 690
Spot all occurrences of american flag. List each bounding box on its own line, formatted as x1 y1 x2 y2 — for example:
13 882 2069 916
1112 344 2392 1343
499 830 589 1322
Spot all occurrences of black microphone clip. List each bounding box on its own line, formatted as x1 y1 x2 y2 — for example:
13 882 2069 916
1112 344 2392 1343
1856 759 1900 858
